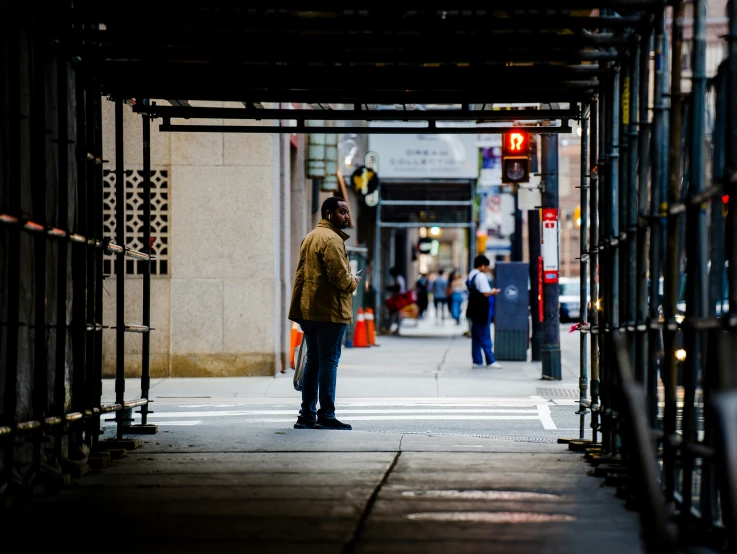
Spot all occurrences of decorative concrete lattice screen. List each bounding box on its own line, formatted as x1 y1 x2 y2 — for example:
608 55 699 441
102 169 169 276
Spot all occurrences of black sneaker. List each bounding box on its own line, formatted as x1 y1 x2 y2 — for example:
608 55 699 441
314 418 352 430
294 416 315 429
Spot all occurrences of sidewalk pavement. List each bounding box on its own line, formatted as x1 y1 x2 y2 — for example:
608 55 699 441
13 316 643 554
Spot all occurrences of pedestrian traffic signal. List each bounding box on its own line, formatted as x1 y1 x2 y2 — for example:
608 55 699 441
501 131 531 184
503 132 530 155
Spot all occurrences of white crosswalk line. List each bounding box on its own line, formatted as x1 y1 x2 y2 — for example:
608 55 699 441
108 396 559 430
250 415 542 423
102 420 202 426
138 408 539 418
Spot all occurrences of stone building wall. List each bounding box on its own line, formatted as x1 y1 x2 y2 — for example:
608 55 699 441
101 100 288 377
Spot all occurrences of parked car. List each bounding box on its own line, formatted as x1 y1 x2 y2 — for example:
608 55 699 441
558 277 590 322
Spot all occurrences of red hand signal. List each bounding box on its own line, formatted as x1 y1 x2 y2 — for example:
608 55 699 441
507 132 528 152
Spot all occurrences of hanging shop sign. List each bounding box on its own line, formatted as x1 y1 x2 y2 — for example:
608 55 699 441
368 132 479 179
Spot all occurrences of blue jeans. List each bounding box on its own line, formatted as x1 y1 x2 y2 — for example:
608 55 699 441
299 319 347 421
450 292 464 322
471 319 495 365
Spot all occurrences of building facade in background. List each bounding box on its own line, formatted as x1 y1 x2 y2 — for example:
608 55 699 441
102 2 727 378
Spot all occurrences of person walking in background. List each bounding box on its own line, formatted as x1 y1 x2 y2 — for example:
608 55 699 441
388 266 406 294
288 196 361 431
387 266 407 334
465 255 503 369
448 270 466 325
415 273 429 319
431 269 449 321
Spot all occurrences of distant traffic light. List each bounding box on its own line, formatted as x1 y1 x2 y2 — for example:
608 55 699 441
501 131 531 184
574 205 581 227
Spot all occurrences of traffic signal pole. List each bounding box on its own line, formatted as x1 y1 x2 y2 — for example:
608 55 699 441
528 136 542 361
528 208 543 361
512 193 523 261
541 134 562 379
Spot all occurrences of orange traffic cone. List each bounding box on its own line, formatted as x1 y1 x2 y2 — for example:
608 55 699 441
365 308 376 346
289 322 304 368
353 308 368 347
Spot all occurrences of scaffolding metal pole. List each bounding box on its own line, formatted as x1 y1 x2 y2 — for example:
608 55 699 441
663 0 686 502
648 12 667 427
636 31 651 388
627 44 640 344
607 65 621 455
598 84 609 447
680 0 708 519
84 67 98 445
92 67 104 447
54 42 70 458
579 104 590 439
589 96 600 445
2 27 22 486
619 55 630 336
727 0 737 391
609 66 621 333
710 67 726 322
141 99 153 426
718 0 737 547
30 30 49 476
700 63 726 526
114 98 126 440
71 36 88 447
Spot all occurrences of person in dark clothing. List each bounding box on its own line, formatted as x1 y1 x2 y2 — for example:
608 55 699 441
465 255 503 369
432 269 449 320
415 273 429 319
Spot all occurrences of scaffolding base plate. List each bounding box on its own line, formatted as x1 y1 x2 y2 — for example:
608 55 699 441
89 452 111 470
97 438 143 451
124 424 158 435
566 439 593 451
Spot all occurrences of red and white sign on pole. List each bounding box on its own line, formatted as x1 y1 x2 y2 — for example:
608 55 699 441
541 208 559 284
537 256 544 321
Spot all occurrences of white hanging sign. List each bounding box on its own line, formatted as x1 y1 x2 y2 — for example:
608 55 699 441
542 208 559 284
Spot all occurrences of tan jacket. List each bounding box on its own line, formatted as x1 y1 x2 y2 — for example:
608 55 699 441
288 220 357 324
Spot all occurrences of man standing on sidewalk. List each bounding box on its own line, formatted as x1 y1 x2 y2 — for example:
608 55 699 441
466 255 503 369
289 197 361 430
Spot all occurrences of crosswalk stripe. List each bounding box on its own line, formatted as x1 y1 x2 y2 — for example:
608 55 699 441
250 415 543 422
102 420 202 426
139 408 539 418
99 396 562 430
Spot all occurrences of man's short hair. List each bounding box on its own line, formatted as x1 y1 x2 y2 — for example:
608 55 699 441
473 254 490 268
321 196 345 219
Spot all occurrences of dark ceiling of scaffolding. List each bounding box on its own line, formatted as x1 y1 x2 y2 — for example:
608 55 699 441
50 2 660 122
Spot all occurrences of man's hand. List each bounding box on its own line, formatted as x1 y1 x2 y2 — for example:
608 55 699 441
355 276 362 286
491 288 501 295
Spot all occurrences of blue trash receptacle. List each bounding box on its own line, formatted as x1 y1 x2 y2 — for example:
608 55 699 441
493 262 529 361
